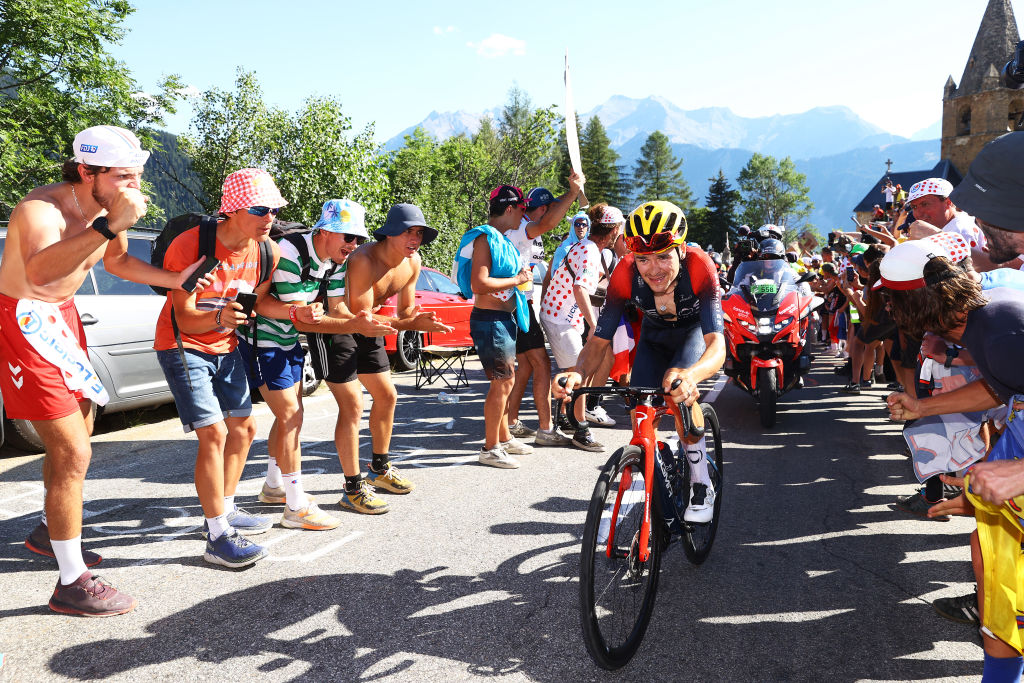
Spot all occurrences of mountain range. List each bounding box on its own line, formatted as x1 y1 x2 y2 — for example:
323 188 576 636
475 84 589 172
385 96 943 231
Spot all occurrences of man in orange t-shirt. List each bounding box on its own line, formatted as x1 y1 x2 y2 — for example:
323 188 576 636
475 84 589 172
155 168 320 569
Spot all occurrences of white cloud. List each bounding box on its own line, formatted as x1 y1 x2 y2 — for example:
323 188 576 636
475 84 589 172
433 25 457 35
466 33 526 59
175 84 202 100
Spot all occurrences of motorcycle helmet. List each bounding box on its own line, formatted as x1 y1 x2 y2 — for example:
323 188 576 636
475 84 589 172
736 225 751 237
624 201 688 255
757 224 783 241
758 238 786 260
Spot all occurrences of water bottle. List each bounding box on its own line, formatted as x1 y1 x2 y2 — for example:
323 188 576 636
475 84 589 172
437 391 460 404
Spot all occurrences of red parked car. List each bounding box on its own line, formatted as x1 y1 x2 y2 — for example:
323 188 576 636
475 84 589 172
379 267 474 370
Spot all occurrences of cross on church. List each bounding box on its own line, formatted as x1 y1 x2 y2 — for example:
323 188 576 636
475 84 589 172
885 158 893 174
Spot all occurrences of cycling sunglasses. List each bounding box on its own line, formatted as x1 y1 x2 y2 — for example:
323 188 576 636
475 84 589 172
341 233 366 245
624 231 679 255
247 206 281 217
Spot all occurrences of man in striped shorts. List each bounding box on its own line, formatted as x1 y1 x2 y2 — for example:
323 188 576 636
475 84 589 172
237 199 395 525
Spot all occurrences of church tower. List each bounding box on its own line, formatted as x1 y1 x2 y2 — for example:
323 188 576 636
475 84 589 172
941 0 1023 176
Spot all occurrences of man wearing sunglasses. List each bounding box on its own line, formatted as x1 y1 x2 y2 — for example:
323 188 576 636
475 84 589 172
155 168 322 569
330 203 453 505
239 199 395 526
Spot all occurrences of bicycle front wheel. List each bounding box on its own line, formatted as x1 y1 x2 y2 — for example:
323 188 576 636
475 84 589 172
683 403 724 565
579 445 664 670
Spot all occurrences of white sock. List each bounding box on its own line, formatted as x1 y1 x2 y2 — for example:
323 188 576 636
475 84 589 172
41 488 48 526
685 437 712 488
52 536 89 585
266 458 284 489
223 496 236 513
206 513 231 541
283 471 306 511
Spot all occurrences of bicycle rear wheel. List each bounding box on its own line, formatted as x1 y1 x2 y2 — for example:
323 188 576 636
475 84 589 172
683 403 724 565
579 445 664 670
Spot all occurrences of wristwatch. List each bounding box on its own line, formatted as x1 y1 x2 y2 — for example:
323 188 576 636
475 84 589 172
90 217 116 240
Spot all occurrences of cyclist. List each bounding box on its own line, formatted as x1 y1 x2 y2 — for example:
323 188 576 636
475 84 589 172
554 200 725 522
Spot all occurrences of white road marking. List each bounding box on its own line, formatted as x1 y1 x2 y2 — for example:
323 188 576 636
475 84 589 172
700 608 854 624
267 530 362 562
702 375 728 404
92 505 186 534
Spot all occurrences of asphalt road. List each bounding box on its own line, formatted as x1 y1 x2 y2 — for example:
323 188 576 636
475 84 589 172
0 349 983 682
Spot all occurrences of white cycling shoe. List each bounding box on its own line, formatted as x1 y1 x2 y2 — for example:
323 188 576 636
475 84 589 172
683 482 716 523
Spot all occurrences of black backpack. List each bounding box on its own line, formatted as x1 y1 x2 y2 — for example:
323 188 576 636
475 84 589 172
150 213 274 295
267 219 339 298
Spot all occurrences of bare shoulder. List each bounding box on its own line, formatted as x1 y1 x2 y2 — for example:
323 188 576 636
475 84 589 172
10 186 68 234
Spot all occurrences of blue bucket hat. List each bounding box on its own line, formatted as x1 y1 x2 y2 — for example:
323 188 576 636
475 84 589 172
374 203 437 245
313 199 368 238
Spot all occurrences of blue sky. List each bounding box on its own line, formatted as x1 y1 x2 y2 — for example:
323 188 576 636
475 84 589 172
112 0 1017 143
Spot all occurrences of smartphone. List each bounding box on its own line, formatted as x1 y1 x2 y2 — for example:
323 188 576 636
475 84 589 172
182 256 220 292
845 266 857 283
235 292 258 319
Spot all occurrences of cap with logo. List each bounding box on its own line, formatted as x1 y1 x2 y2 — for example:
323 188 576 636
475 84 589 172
219 168 288 215
526 187 556 209
873 233 967 290
374 203 437 245
73 126 150 167
489 185 526 210
949 131 1024 232
906 178 954 204
313 199 368 238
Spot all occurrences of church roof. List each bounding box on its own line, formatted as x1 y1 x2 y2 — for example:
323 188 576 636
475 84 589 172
852 161 963 213
955 0 1021 96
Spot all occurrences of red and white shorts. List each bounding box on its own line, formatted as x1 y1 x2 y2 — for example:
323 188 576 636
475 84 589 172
0 293 88 420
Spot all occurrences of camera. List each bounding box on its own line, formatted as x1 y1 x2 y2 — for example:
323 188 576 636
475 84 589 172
1002 40 1024 89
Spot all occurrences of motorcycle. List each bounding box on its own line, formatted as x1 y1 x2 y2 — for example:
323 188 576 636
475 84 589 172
721 259 822 428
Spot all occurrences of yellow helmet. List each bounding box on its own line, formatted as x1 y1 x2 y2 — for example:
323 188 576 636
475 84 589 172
625 201 688 254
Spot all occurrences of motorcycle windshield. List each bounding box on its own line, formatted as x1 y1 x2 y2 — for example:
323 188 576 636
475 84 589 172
730 260 799 312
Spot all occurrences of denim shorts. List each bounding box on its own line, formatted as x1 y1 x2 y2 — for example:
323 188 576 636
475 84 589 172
157 347 253 433
236 337 305 392
470 308 517 380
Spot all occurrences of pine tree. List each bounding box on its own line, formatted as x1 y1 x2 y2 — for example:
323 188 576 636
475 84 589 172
631 131 693 211
580 116 627 208
703 169 741 250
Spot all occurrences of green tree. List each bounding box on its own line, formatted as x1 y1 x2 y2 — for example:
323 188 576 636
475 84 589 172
702 169 741 250
631 131 693 210
0 0 182 219
177 70 388 226
580 116 627 208
736 153 813 230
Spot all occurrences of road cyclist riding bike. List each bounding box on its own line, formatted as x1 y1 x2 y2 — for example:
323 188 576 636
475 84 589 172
554 200 727 669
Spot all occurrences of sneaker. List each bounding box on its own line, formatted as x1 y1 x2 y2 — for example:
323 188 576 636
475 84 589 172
367 462 415 494
585 405 616 427
886 382 904 391
891 491 949 521
281 501 341 531
933 591 980 625
203 529 269 568
48 572 138 617
508 420 536 438
535 428 572 447
226 508 273 535
684 483 716 523
874 367 886 383
478 445 520 469
842 382 861 394
258 482 286 504
860 379 873 389
501 438 534 455
25 523 102 568
556 412 576 435
338 481 390 514
572 428 605 453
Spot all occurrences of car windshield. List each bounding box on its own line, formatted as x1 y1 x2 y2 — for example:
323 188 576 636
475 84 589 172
729 259 798 310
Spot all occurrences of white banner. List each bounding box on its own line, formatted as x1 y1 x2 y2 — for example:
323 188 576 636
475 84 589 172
564 49 582 177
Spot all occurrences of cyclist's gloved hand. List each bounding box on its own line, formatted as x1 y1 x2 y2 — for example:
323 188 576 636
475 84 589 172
553 372 583 401
663 368 698 406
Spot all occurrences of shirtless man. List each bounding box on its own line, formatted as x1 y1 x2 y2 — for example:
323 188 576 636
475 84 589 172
0 126 209 616
316 203 452 512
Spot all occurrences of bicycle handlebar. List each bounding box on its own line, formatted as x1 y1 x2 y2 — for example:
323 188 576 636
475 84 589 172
556 378 703 438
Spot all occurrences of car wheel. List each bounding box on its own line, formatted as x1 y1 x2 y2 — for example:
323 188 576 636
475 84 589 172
4 415 45 454
393 330 421 372
302 347 321 396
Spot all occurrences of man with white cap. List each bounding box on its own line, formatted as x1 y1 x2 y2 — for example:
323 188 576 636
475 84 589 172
238 199 394 530
0 125 212 616
326 203 452 508
904 177 991 263
154 168 321 569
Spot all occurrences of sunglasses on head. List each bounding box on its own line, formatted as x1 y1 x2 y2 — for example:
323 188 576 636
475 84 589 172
247 206 280 217
341 233 366 245
624 231 678 255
